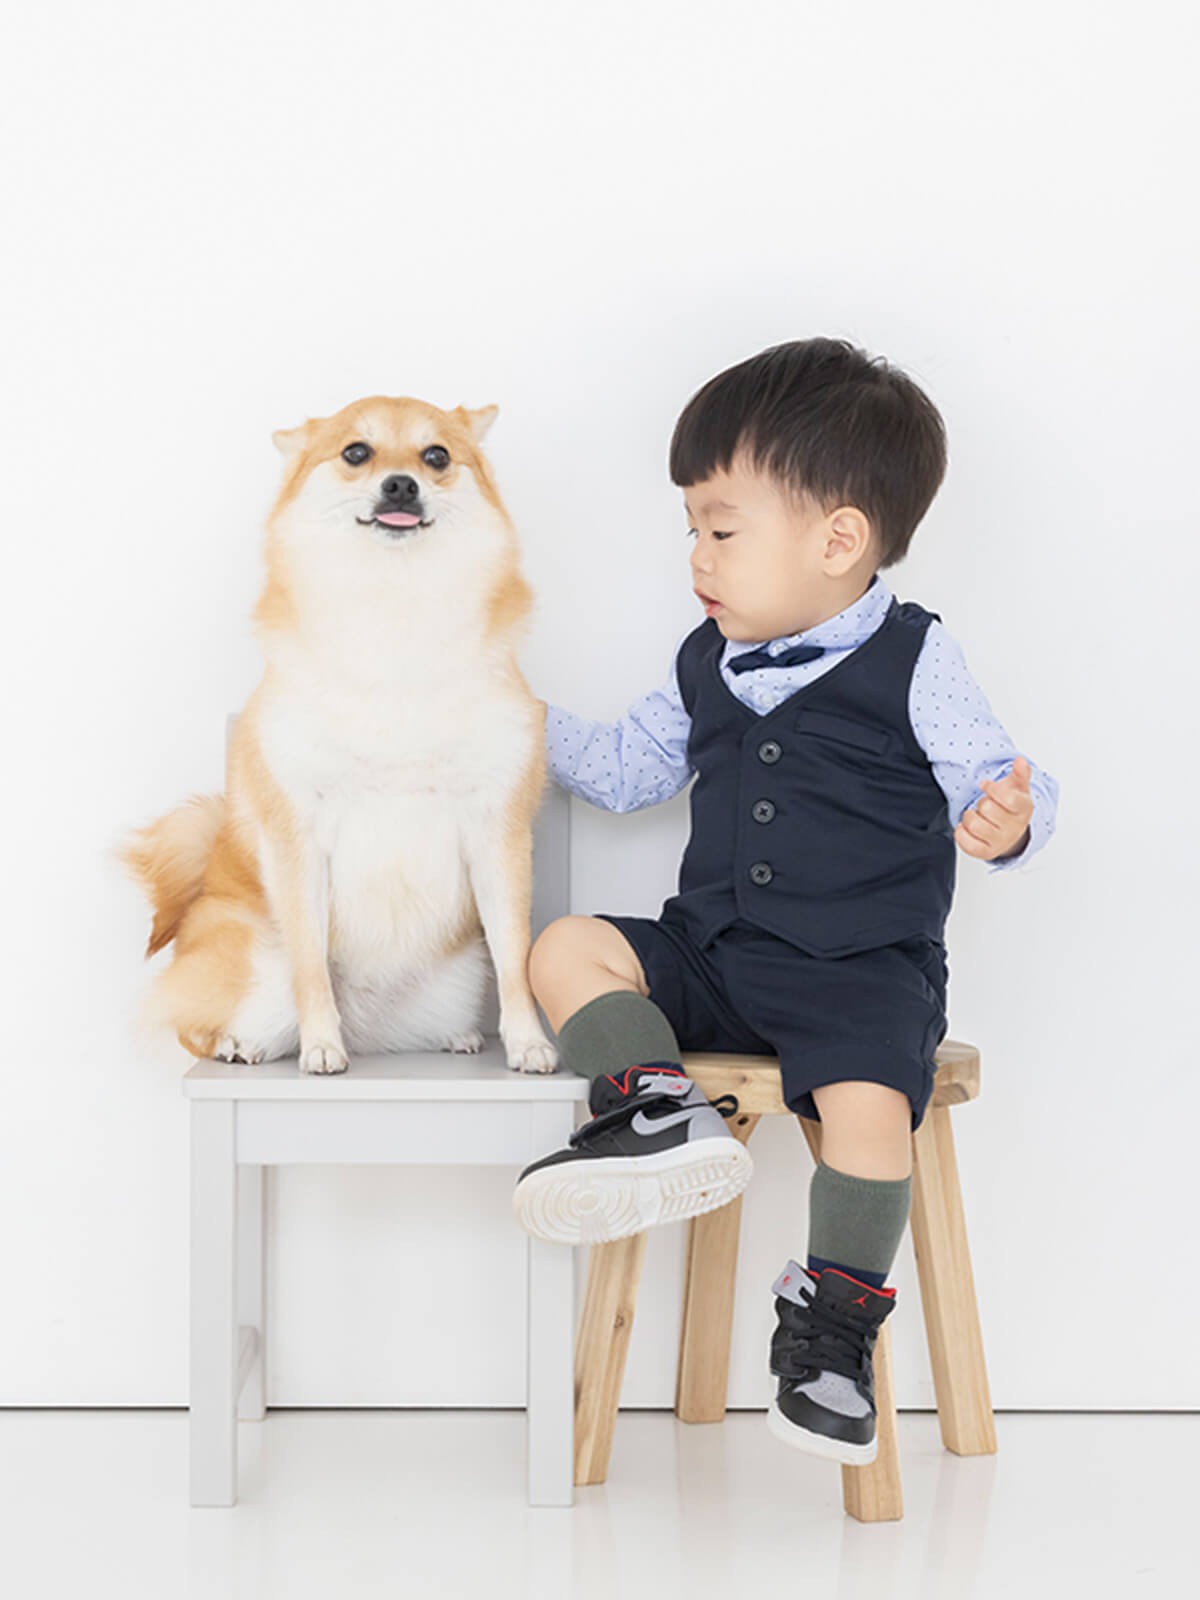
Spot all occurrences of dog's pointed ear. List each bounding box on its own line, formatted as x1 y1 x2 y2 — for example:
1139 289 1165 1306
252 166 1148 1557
456 404 499 444
272 421 311 458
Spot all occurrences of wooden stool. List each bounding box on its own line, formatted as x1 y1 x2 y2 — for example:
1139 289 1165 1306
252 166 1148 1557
573 1041 997 1521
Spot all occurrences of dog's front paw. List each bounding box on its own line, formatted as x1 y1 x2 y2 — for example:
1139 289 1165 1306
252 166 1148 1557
443 1028 486 1054
505 1038 560 1075
300 1038 349 1075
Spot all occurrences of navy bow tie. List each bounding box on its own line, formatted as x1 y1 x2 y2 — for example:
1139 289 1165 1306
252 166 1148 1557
728 641 826 675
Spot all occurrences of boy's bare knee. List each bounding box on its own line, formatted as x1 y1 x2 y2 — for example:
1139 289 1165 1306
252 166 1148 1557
529 914 643 985
812 1080 913 1180
527 916 649 1024
528 916 588 990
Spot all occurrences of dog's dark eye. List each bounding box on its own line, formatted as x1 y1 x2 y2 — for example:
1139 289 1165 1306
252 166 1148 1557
342 441 372 466
422 445 451 470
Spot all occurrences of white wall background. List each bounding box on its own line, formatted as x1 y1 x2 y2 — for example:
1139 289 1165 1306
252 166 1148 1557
2 0 1196 1411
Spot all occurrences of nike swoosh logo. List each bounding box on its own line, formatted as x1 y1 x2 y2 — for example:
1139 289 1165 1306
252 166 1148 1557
630 1106 701 1137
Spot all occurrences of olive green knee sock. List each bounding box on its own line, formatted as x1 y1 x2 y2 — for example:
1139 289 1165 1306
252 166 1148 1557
806 1159 912 1288
555 989 682 1082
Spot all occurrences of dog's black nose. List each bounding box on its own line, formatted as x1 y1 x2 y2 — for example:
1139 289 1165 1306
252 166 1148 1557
380 474 420 504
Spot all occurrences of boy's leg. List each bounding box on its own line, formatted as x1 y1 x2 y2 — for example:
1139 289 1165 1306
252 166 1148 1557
527 912 654 1031
806 1079 912 1286
511 915 752 1245
768 1080 914 1465
710 927 940 1464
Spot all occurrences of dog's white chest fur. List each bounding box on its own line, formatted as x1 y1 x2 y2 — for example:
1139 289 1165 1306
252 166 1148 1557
257 657 529 982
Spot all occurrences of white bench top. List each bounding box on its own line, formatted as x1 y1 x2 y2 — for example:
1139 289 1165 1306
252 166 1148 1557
181 1038 589 1102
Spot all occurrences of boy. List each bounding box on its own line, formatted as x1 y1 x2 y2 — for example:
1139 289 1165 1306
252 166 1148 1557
512 337 1058 1464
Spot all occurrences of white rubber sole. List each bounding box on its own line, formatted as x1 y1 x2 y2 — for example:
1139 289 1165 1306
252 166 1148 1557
766 1395 878 1465
512 1135 754 1245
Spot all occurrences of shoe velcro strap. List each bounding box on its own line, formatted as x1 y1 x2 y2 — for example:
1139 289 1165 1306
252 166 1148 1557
568 1092 682 1148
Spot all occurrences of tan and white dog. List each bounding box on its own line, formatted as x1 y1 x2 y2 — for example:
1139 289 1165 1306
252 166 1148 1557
115 394 559 1076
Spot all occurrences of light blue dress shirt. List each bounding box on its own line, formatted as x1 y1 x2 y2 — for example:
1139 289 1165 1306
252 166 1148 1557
545 574 1058 874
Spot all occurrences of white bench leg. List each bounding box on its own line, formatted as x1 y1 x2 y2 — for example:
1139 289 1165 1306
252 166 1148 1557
237 1164 267 1421
190 1100 238 1506
525 1103 576 1507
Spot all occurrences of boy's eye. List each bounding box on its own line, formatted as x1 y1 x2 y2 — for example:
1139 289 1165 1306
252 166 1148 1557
342 441 372 465
685 527 734 541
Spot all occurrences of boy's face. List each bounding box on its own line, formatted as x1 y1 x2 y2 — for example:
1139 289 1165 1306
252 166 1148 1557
684 456 875 642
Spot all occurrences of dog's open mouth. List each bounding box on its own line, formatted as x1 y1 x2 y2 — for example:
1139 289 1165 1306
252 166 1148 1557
355 511 435 535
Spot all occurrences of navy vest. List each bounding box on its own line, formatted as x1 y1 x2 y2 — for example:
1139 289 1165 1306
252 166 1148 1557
658 596 956 958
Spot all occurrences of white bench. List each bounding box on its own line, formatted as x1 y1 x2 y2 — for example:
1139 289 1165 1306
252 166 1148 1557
183 759 585 1509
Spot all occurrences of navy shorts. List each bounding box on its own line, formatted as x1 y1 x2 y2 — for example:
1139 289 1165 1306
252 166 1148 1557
593 914 949 1131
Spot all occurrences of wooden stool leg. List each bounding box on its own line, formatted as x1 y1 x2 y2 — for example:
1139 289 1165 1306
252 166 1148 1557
573 1232 647 1485
676 1113 760 1422
841 1319 903 1522
910 1104 997 1455
797 1114 904 1522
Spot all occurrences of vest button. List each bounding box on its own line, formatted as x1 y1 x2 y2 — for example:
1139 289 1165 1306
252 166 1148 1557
752 800 776 823
749 861 774 886
758 740 782 764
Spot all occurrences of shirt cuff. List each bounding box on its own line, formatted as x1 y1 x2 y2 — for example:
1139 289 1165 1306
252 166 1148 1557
987 795 1053 873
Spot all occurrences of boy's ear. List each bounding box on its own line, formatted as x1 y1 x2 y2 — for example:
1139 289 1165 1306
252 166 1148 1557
272 421 311 458
827 506 873 566
455 404 499 444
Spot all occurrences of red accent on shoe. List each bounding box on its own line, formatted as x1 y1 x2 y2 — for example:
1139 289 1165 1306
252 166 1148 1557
602 1064 686 1097
824 1268 897 1300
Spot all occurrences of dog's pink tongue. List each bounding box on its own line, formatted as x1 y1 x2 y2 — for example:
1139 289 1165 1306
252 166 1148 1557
376 511 421 527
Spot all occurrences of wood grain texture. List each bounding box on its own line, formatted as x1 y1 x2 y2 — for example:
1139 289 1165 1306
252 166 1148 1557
675 1113 761 1422
910 1104 998 1455
681 1039 979 1112
574 1232 647 1485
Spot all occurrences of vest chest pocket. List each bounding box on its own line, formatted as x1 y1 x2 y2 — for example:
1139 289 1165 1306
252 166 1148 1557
793 709 891 754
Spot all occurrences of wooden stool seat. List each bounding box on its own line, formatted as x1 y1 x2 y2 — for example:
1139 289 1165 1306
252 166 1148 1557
573 1039 997 1522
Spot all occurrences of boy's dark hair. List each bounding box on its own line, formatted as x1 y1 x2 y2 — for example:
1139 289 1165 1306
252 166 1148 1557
668 337 947 568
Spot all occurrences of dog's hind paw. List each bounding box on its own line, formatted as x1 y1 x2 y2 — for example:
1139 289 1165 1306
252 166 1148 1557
443 1029 485 1054
214 1034 267 1065
506 1039 560 1075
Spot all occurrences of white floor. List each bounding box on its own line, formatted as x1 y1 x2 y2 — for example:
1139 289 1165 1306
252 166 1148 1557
1 1409 1192 1598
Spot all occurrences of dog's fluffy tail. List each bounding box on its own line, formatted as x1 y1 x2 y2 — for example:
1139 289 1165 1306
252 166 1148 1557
111 793 227 958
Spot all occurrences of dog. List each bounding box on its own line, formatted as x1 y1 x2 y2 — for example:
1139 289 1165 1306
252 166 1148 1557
114 394 560 1076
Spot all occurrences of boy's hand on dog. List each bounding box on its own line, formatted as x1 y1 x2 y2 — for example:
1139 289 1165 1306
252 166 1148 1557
955 756 1034 862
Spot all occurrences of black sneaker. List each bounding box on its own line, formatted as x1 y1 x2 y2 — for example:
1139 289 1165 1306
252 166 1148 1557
512 1062 753 1245
766 1259 897 1464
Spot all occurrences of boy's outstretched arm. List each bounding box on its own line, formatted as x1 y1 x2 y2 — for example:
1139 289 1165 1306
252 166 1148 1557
910 622 1059 873
541 628 695 813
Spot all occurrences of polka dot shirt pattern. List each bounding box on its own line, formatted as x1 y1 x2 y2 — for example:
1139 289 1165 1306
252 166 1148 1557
545 574 1058 873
